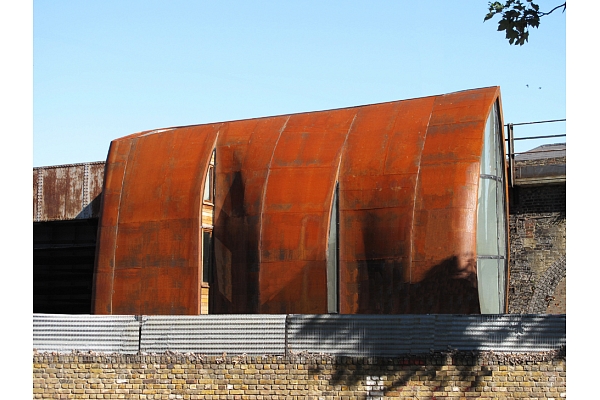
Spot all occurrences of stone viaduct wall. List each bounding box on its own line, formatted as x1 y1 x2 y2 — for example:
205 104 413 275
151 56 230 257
508 153 566 314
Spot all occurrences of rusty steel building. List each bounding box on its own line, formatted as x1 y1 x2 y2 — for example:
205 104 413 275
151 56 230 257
34 86 510 316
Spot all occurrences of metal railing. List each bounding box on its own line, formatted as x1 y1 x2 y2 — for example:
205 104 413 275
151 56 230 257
505 119 566 187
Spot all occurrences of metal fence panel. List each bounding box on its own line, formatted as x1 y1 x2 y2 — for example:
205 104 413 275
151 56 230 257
140 315 286 355
287 315 440 356
431 314 567 352
33 314 140 354
33 314 565 356
287 314 565 356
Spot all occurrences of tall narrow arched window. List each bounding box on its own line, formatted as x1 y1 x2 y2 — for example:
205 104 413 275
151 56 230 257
201 149 216 314
203 150 215 203
327 182 339 313
476 101 508 314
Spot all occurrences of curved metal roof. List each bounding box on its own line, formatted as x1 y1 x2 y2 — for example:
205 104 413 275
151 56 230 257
93 86 503 315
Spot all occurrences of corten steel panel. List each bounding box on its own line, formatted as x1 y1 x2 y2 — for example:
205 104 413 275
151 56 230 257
212 116 288 313
93 139 133 314
92 126 219 315
92 86 504 315
258 108 357 313
339 87 501 314
339 97 434 313
409 87 500 313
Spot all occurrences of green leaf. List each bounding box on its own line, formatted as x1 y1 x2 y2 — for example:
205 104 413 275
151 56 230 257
484 0 565 45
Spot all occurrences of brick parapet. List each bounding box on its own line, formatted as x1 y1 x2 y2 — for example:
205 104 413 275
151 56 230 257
33 351 566 399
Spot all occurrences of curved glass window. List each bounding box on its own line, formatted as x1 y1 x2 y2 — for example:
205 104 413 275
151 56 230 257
477 101 508 314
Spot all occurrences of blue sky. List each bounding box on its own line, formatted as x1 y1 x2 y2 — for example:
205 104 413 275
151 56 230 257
33 1 566 167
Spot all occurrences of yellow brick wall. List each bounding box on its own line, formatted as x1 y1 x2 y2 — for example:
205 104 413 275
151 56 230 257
33 352 566 399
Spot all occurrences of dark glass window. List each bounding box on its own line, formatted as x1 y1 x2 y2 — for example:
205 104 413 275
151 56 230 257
202 229 213 283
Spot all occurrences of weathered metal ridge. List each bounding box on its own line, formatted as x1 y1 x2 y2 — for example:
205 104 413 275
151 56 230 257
92 86 504 315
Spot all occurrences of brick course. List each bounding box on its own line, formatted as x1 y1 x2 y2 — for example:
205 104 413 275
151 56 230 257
33 351 566 399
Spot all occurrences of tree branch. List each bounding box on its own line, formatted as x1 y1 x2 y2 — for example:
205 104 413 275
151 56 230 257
539 2 566 17
484 1 566 45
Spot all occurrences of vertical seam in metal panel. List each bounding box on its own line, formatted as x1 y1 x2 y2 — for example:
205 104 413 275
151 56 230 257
337 113 358 180
110 139 134 314
331 113 357 314
408 100 435 284
36 169 43 222
334 113 357 185
258 116 290 277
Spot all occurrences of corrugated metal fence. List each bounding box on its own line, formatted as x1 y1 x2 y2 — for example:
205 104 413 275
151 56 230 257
33 314 140 354
33 314 565 356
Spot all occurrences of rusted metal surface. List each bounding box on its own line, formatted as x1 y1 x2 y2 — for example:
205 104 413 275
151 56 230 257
336 88 501 314
259 108 357 313
93 126 220 315
92 86 505 315
212 116 289 313
338 97 434 313
33 162 105 222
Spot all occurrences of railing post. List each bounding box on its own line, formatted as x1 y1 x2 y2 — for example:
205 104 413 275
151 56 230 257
507 123 515 187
